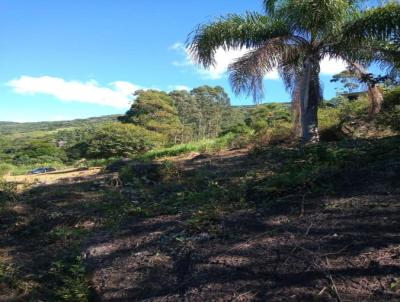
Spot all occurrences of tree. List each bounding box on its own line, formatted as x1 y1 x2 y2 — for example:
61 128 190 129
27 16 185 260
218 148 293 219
119 90 183 144
331 65 397 115
188 0 400 143
169 85 232 140
13 140 66 165
331 70 362 94
190 86 231 138
169 90 201 142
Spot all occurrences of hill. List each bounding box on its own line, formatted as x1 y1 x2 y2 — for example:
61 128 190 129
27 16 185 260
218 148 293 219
1 136 399 301
0 115 121 137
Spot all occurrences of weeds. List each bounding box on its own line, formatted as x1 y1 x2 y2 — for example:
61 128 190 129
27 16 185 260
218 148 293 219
50 254 91 302
120 158 249 235
0 179 17 207
248 136 400 205
138 134 238 161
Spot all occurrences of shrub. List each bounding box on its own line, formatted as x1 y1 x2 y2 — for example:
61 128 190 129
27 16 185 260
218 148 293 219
382 86 400 110
246 103 291 132
0 163 13 177
0 180 17 205
50 255 90 302
252 124 292 147
379 86 400 131
86 122 166 159
318 106 343 141
337 96 370 123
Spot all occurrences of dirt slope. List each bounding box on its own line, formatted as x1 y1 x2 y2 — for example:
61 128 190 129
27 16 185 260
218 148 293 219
83 149 400 302
1 144 399 302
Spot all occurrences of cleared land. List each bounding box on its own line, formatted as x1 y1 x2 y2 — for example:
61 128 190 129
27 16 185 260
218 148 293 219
1 138 399 301
4 168 103 186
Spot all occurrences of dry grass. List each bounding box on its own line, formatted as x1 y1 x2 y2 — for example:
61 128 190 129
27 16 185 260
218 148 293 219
4 167 102 186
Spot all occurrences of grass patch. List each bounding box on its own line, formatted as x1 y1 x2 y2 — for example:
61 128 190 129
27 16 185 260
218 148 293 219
139 134 237 160
49 251 91 302
248 136 400 204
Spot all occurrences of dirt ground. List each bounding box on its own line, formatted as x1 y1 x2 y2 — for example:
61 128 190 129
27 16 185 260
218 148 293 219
83 149 400 302
4 167 102 186
1 148 400 302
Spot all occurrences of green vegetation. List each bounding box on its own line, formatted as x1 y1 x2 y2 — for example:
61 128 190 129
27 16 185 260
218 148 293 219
139 134 238 160
188 0 400 142
0 115 119 136
0 115 119 175
119 90 183 143
85 122 165 159
2 84 399 176
0 1 398 299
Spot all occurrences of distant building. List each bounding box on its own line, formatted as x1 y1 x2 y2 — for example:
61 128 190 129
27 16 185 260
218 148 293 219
341 91 368 101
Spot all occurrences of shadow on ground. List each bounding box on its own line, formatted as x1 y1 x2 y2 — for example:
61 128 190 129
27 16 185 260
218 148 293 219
1 137 400 302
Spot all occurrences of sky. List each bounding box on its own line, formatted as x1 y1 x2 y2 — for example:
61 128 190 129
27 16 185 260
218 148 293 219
0 0 378 122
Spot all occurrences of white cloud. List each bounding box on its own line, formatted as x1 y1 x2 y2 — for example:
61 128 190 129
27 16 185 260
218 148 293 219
111 81 141 96
320 57 348 75
7 76 142 108
197 48 250 80
171 43 250 80
171 42 280 80
168 85 191 91
172 41 348 81
265 70 280 80
169 42 186 51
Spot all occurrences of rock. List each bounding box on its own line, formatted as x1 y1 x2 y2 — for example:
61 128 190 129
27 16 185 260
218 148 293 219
190 232 211 242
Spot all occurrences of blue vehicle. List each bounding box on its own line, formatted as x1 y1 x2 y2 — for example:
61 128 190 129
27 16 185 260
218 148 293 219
28 167 56 175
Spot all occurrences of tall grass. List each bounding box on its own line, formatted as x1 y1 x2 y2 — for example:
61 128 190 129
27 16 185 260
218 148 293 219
139 134 236 160
2 162 69 176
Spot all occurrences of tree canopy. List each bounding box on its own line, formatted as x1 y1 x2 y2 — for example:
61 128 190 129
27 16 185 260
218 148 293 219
188 0 400 142
119 90 183 143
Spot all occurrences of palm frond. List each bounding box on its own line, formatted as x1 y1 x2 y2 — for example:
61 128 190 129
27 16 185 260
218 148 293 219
187 13 290 68
263 0 286 16
275 0 354 38
228 37 302 102
343 3 400 42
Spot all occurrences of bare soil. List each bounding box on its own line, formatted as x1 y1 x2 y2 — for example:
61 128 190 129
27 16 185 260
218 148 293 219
4 167 102 186
84 149 400 302
1 147 399 302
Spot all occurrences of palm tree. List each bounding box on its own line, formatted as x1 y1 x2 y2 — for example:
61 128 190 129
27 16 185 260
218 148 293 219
188 0 400 143
332 64 385 116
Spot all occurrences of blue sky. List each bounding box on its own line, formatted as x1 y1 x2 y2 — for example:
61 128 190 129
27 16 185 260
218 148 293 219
0 0 376 122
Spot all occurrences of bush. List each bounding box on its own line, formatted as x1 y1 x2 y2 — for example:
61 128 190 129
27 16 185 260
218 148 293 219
379 86 400 131
318 106 343 141
252 124 292 147
0 180 17 205
246 103 291 132
86 122 166 159
139 134 240 161
12 140 67 165
0 163 13 177
382 86 400 110
337 96 370 123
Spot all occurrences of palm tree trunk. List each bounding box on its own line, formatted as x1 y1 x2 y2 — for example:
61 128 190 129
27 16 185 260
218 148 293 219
300 56 321 143
291 87 301 139
348 63 383 116
368 83 383 116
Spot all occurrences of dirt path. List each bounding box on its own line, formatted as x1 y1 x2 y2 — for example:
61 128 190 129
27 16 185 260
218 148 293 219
4 167 103 186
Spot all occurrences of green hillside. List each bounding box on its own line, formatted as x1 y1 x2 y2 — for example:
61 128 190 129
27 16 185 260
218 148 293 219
0 115 121 137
